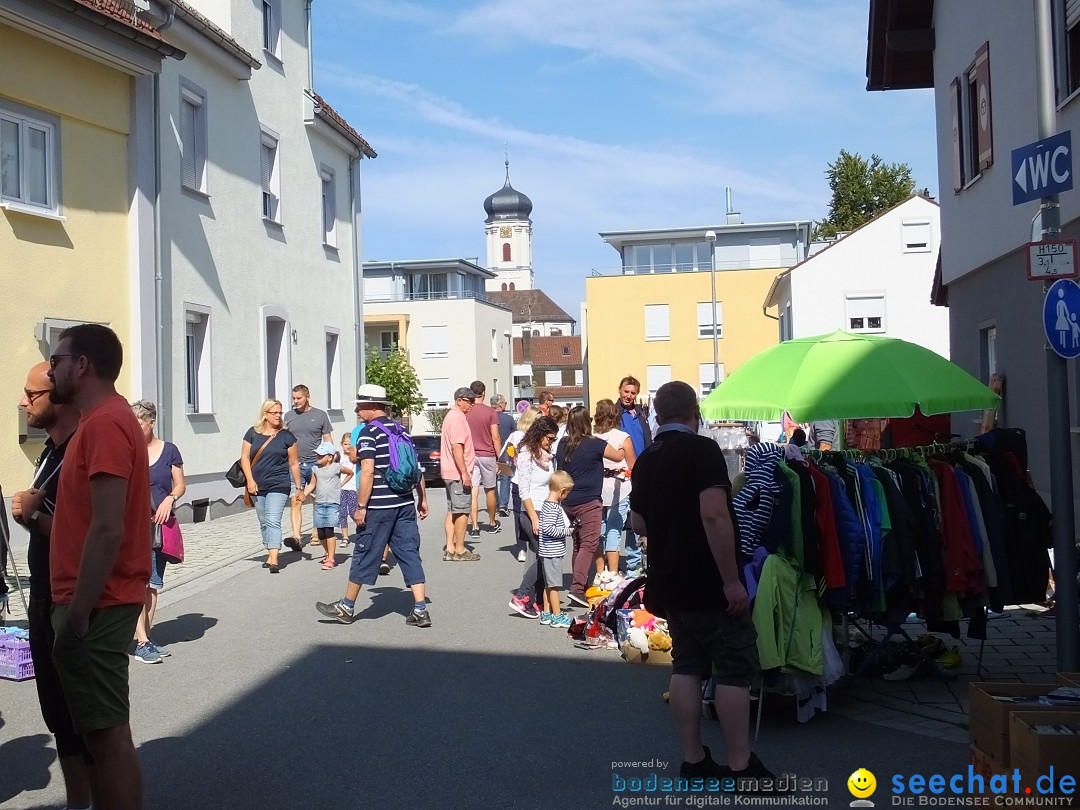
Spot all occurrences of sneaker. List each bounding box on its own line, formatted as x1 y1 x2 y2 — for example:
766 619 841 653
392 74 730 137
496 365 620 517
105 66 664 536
456 551 481 561
550 613 572 629
567 591 590 608
379 562 391 575
498 507 510 517
727 753 777 788
315 599 356 624
517 549 527 562
486 521 502 533
406 609 432 628
148 640 171 658
509 594 540 618
539 611 553 625
679 746 727 780
469 527 481 539
339 538 350 548
936 647 963 668
133 642 162 664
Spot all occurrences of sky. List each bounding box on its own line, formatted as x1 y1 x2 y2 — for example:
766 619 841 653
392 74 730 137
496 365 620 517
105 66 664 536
312 0 938 322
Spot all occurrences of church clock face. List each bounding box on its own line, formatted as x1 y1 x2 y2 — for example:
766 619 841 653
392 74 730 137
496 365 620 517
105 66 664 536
500 226 512 238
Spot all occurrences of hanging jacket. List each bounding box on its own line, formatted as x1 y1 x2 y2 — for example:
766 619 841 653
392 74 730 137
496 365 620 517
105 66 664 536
751 553 824 676
733 443 782 556
807 463 845 591
823 468 865 606
930 460 984 596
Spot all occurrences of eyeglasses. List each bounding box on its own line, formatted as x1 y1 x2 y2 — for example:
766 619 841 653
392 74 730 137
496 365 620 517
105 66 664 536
49 354 74 368
543 434 557 441
267 410 283 416
23 389 51 404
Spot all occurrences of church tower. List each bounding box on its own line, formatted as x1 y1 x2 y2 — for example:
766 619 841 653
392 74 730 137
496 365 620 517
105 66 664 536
484 160 534 291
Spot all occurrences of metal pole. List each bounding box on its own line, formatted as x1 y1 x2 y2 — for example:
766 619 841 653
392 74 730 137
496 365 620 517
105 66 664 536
706 231 719 389
1035 0 1078 670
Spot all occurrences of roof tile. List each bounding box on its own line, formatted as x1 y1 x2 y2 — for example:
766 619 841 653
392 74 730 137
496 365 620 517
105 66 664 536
513 335 581 367
488 289 575 325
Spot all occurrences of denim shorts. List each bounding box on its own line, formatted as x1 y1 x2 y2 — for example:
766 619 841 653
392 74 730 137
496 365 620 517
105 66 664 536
148 548 168 590
292 461 316 496
349 505 425 587
313 502 338 529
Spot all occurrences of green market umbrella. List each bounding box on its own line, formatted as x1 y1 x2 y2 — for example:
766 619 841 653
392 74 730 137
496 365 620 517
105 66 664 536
700 330 1000 422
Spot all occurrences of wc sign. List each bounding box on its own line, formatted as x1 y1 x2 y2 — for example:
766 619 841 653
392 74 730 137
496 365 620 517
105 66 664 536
1012 131 1073 205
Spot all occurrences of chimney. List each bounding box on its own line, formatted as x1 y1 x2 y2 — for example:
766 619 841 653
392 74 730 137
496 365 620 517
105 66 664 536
521 332 532 363
725 187 742 225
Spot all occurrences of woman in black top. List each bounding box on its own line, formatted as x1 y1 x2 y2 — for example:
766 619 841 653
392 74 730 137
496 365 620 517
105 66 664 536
241 399 302 572
556 406 623 606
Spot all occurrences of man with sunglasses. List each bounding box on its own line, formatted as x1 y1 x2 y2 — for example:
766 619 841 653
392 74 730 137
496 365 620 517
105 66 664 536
441 387 480 561
12 363 92 809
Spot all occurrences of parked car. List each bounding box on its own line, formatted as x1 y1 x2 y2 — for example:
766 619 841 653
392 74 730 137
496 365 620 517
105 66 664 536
412 435 443 486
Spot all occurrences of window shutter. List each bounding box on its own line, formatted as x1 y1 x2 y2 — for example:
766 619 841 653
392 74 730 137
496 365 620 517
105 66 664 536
260 143 272 191
974 42 993 171
950 77 964 191
1068 0 1080 28
644 304 669 340
181 99 197 188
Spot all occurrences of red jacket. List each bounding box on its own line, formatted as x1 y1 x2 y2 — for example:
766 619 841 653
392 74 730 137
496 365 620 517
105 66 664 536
808 463 845 590
930 460 984 596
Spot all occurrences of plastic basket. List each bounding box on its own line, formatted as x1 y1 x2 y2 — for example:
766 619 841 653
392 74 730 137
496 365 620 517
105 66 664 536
0 634 35 681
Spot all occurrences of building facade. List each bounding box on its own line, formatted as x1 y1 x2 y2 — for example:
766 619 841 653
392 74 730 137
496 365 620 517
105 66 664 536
766 195 949 357
584 219 811 405
0 0 179 489
511 334 584 407
483 161 534 292
363 259 512 435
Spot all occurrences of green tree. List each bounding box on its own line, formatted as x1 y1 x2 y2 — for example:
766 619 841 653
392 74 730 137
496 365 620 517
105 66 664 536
812 150 917 241
364 347 425 418
425 407 449 433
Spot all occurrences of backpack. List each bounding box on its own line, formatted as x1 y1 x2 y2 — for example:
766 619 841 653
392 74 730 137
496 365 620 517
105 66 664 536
367 421 422 494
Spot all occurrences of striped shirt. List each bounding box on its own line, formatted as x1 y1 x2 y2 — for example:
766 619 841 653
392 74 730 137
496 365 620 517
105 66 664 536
356 417 415 511
538 500 572 558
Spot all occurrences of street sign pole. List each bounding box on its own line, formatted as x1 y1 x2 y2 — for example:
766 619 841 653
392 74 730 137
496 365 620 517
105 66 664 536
1035 0 1078 670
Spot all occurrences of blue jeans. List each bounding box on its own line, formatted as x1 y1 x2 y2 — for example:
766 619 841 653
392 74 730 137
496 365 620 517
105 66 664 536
496 473 511 511
254 491 290 549
603 497 641 570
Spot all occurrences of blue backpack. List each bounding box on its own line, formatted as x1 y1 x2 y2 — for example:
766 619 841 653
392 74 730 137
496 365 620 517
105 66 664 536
367 421 422 494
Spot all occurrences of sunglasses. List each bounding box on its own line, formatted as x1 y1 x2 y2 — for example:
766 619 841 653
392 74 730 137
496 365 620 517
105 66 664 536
49 354 75 368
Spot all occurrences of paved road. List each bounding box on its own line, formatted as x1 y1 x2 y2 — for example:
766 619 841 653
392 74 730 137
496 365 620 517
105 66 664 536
0 500 1052 808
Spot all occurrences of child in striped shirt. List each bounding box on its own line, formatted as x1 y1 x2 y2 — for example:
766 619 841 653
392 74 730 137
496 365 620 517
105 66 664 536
539 470 576 628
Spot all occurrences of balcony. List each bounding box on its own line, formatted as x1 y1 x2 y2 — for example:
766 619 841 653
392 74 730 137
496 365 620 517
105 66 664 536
364 290 506 308
590 258 792 276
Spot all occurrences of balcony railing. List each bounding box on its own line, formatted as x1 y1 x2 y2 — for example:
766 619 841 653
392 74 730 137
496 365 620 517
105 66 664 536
364 290 505 307
590 258 792 276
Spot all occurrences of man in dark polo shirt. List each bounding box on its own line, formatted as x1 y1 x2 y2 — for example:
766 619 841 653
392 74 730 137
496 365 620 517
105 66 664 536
629 381 773 784
11 361 92 809
284 384 332 550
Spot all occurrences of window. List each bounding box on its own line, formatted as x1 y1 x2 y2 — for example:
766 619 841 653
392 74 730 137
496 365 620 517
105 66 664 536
980 326 998 381
699 362 725 397
422 325 448 357
1 104 57 214
644 304 670 341
950 42 992 191
846 294 886 333
1057 2 1080 99
260 127 280 222
379 330 398 358
509 282 516 290
562 345 571 356
502 243 512 262
262 308 290 399
545 370 561 387
262 0 281 58
407 272 447 299
697 302 723 338
550 328 562 336
501 283 507 291
325 329 340 409
491 329 498 360
902 220 931 253
646 365 671 398
575 369 583 386
184 308 212 413
423 377 451 408
180 83 207 193
321 167 336 247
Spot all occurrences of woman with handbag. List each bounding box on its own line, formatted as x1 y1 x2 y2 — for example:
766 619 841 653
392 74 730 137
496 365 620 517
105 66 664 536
241 399 302 574
131 400 186 665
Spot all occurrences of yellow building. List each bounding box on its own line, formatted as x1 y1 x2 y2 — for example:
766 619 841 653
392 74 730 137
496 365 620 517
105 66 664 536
584 219 811 406
0 0 179 488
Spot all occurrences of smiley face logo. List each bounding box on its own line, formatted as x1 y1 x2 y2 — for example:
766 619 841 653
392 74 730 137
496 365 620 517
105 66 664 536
847 768 877 798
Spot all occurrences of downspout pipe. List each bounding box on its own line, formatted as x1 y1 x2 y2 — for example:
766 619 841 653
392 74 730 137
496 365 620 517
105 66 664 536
350 149 364 387
153 4 175 438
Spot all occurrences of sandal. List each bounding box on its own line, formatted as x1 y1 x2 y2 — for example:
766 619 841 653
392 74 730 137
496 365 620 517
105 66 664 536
339 538 350 548
321 557 336 570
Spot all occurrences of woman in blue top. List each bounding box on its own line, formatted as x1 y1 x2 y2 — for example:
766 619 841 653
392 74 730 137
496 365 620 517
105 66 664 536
131 400 186 664
241 399 302 573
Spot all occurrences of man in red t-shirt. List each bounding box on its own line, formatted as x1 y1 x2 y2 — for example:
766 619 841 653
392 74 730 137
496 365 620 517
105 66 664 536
465 380 501 537
45 324 151 809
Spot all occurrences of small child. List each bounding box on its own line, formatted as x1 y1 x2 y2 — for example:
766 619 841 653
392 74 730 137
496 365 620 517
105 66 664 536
304 441 353 569
338 432 358 548
538 470 575 628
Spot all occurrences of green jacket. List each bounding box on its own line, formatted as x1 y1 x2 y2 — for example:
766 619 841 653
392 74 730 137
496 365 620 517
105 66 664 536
752 553 825 676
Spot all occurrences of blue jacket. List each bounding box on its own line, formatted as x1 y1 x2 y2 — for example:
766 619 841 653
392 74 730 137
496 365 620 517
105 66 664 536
824 470 865 606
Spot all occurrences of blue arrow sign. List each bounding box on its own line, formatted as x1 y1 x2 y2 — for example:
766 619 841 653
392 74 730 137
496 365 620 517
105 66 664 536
1044 279 1080 358
1012 131 1073 205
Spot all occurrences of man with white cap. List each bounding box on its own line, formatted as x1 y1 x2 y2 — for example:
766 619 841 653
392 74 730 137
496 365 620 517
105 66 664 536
316 384 431 626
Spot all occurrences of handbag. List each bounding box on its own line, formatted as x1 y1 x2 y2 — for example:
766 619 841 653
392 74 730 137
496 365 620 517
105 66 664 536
160 516 184 564
228 433 275 504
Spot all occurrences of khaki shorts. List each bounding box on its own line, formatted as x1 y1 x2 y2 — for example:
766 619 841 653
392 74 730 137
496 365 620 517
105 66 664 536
51 602 142 734
445 480 472 514
471 456 497 489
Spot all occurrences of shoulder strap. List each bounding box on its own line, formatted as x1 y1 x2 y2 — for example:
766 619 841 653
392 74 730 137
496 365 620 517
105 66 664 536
250 432 275 467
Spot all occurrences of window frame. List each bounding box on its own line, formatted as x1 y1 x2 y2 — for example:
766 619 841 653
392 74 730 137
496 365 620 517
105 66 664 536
423 377 451 408
902 219 932 253
696 301 723 338
845 292 886 334
179 81 208 195
262 0 282 61
325 328 341 410
260 126 280 224
0 100 61 217
183 304 213 415
646 364 672 399
321 165 336 248
422 324 449 358
644 303 670 341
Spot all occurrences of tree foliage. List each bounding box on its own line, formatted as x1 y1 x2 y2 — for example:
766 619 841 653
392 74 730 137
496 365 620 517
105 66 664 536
812 150 917 241
364 347 425 418
425 407 449 433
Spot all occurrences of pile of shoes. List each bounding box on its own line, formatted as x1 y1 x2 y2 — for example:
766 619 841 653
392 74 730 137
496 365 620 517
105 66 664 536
879 635 962 681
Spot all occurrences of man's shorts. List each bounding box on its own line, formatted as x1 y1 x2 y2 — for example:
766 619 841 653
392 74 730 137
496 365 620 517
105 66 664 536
292 461 316 496
666 608 759 687
445 480 471 514
471 456 497 489
51 602 142 735
28 596 87 757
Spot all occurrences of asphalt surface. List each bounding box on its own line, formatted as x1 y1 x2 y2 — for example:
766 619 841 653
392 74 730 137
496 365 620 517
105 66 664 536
1 500 971 809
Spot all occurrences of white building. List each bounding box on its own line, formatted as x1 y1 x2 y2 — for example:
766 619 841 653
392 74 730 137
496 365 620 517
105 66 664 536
363 259 513 435
765 194 949 357
149 0 375 518
483 161 535 292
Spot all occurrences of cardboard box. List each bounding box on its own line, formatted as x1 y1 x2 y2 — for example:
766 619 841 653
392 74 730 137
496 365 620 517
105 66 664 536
968 682 1080 765
621 641 673 665
969 744 1009 781
1009 712 1080 805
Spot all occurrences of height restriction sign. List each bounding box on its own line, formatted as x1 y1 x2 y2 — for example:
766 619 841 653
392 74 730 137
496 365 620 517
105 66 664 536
1027 239 1078 281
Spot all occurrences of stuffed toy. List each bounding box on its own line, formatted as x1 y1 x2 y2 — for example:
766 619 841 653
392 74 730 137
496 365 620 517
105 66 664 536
627 627 650 652
631 608 655 631
647 630 672 651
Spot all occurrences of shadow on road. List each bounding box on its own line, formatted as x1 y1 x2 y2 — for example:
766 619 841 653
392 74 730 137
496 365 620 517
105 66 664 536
0 732 54 805
149 613 218 647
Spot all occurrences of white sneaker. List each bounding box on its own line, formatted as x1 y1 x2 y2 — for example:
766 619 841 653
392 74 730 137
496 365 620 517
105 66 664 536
517 549 526 562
